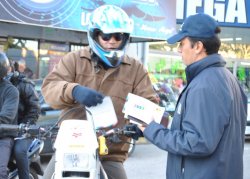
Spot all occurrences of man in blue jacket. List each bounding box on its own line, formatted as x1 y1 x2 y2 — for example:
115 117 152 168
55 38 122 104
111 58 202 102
142 13 247 179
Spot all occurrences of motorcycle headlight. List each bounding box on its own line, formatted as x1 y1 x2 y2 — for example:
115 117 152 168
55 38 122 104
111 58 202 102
63 153 89 169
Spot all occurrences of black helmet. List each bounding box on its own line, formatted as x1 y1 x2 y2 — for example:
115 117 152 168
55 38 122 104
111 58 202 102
0 52 10 79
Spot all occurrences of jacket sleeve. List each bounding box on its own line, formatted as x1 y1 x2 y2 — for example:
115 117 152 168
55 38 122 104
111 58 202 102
21 82 41 124
0 86 19 124
132 61 158 104
41 52 79 109
143 87 230 157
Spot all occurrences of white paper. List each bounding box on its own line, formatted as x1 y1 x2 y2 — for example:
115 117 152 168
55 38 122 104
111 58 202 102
122 93 165 125
86 96 118 129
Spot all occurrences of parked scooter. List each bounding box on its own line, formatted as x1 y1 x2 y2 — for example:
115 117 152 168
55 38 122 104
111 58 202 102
0 124 45 179
43 106 137 179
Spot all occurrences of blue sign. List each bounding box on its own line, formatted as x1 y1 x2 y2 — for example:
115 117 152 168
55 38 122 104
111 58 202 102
176 0 250 27
0 0 176 40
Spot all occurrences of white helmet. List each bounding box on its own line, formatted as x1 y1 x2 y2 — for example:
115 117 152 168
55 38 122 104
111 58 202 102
87 5 133 67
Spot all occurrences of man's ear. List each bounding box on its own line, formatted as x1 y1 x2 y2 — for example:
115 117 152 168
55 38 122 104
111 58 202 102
195 41 205 54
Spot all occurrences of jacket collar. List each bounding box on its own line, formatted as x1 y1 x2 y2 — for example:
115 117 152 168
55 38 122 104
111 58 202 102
185 53 226 84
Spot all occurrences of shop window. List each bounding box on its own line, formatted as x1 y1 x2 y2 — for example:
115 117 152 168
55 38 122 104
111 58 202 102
70 44 86 52
234 61 250 94
39 42 69 78
0 37 7 52
6 38 38 79
147 50 186 96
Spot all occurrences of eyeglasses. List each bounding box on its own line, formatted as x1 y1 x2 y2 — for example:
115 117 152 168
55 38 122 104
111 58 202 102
99 32 124 41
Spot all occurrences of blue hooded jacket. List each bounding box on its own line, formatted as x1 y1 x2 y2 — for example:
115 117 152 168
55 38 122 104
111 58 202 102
144 54 247 179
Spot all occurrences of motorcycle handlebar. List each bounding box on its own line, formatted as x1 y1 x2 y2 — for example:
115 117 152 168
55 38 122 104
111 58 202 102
99 127 137 144
25 125 44 136
0 124 44 137
0 124 20 137
102 127 136 137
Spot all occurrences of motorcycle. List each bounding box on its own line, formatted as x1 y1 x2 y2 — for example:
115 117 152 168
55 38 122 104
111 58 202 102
0 124 45 179
43 106 137 179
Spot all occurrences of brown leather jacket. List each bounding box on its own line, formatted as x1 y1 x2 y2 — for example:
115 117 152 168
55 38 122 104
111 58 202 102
41 47 157 162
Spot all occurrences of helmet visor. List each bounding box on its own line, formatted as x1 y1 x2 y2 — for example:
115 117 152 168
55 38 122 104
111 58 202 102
99 32 126 41
92 29 130 50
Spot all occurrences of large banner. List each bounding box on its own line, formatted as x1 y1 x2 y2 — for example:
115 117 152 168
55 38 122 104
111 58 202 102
176 0 250 27
0 0 176 40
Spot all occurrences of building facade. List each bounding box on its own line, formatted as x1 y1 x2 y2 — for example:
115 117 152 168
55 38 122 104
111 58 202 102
0 0 175 79
147 0 250 95
0 0 249 96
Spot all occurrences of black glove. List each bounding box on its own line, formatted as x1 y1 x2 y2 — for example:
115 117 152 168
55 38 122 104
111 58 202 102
72 85 104 107
124 124 143 140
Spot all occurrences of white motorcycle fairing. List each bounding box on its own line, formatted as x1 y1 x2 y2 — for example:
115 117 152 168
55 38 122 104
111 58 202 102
54 119 100 179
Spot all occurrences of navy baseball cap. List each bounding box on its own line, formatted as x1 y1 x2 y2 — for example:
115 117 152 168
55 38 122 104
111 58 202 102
167 13 219 44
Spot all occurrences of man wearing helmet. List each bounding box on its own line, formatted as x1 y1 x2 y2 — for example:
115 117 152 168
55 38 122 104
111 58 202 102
0 52 19 178
42 5 157 179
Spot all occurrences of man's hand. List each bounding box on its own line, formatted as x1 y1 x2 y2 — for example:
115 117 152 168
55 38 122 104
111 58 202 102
160 111 170 128
72 85 104 107
124 124 143 140
139 125 146 132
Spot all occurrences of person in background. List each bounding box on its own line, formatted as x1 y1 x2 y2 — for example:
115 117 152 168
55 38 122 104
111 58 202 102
16 59 34 79
6 60 40 179
0 52 19 179
23 67 34 79
142 13 247 179
42 5 157 179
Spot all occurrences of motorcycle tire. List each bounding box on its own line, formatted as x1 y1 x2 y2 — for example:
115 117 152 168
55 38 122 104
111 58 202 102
29 168 39 179
128 138 136 157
